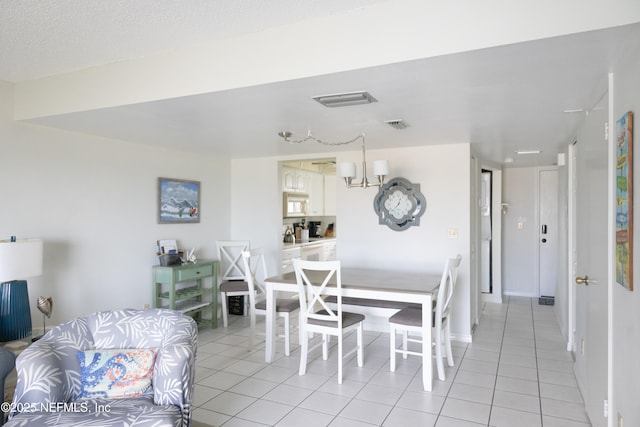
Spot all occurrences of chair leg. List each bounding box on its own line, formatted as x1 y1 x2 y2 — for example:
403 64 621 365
402 330 408 359
322 334 329 360
248 304 256 352
356 323 363 368
434 328 446 381
220 292 229 327
444 320 454 367
283 314 291 357
299 328 308 376
337 333 343 384
390 324 397 372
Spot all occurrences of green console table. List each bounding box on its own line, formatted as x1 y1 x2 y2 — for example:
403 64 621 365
152 259 218 328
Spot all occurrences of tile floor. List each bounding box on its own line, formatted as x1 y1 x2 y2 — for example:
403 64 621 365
192 297 592 427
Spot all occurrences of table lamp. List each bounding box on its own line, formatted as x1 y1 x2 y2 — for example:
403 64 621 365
0 237 43 342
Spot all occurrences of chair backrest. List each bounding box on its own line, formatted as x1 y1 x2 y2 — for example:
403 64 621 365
449 254 462 290
434 255 462 328
293 258 342 328
216 240 250 282
242 248 269 306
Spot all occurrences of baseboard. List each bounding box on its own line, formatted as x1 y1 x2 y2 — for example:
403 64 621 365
481 293 503 304
450 333 473 343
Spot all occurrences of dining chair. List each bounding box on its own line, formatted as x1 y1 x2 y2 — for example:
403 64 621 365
216 240 251 327
389 254 462 381
242 248 299 355
293 258 365 384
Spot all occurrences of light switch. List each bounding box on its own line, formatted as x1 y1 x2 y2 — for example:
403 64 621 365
447 228 458 239
518 222 524 229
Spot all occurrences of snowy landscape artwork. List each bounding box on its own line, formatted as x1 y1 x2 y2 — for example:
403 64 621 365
158 178 200 223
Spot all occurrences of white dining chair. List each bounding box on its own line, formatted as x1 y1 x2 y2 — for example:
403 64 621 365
216 240 251 327
242 248 299 355
293 258 365 384
389 254 462 381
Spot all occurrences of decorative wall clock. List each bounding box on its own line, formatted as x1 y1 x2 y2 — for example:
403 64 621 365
373 177 427 231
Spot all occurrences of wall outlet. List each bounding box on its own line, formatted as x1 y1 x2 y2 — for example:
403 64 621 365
143 303 150 309
446 228 458 239
618 412 623 427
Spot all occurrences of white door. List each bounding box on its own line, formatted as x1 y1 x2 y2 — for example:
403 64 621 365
574 99 609 426
538 168 558 298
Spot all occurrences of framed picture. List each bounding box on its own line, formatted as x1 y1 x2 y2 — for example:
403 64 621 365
158 178 200 224
615 111 633 290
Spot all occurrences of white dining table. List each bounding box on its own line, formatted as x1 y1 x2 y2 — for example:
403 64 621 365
264 267 441 391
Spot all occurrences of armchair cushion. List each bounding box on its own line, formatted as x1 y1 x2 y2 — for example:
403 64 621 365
77 348 157 399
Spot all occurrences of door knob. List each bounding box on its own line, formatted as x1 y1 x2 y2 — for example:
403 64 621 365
575 275 597 285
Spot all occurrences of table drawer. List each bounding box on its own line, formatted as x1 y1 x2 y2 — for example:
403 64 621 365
177 264 213 282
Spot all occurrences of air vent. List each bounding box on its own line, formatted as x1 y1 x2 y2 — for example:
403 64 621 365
385 119 409 130
312 91 377 108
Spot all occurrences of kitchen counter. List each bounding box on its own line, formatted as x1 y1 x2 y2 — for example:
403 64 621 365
282 237 336 249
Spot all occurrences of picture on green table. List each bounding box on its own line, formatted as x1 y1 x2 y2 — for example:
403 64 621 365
615 111 633 290
158 178 200 224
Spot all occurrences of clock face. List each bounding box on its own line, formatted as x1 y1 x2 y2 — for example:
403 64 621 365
383 190 413 219
374 178 426 231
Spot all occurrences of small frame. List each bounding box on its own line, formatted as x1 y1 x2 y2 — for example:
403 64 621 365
615 111 633 290
158 178 200 224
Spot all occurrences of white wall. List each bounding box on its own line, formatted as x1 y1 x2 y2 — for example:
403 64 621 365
0 81 230 328
502 167 539 296
611 44 640 427
231 143 473 340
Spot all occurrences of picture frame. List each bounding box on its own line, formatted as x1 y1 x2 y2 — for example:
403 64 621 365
158 178 200 224
615 111 633 291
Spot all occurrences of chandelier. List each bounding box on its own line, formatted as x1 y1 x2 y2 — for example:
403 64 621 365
278 131 389 189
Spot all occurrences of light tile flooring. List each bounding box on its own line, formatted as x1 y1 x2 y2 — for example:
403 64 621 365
192 297 592 427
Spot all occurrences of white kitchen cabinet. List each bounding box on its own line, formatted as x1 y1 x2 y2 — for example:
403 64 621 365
301 242 324 261
282 167 308 193
308 172 324 215
281 239 337 273
324 174 337 216
281 247 301 273
323 240 337 261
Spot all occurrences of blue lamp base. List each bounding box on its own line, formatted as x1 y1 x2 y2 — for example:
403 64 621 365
0 280 32 342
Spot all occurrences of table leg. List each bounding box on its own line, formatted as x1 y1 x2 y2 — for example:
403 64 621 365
422 296 433 391
265 285 276 363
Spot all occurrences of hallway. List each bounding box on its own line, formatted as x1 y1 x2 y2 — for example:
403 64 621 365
192 297 591 426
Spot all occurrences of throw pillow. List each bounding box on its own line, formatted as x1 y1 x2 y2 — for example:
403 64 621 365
77 348 157 399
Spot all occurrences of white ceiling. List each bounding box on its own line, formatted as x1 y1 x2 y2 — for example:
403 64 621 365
3 1 639 167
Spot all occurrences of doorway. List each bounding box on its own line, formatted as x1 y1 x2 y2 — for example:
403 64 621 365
538 167 558 304
571 91 609 427
480 169 493 294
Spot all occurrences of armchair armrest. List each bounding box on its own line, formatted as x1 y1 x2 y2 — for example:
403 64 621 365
9 340 81 417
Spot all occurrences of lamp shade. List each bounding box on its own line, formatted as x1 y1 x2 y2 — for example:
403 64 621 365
339 162 356 178
0 239 43 282
373 160 390 177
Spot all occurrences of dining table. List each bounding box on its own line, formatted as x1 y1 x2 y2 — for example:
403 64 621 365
264 267 442 391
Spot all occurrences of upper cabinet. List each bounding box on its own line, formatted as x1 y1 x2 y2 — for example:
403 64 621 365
282 167 308 193
281 159 336 217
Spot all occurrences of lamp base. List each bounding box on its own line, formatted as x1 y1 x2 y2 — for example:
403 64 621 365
0 280 32 342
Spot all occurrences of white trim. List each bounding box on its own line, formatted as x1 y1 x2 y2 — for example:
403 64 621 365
607 72 615 427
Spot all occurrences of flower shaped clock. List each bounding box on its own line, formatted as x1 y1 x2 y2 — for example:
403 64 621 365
373 177 427 231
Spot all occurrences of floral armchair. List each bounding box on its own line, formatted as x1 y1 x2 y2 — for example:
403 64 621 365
5 308 197 427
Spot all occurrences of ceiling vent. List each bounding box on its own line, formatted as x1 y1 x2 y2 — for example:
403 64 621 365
312 91 377 108
385 119 409 130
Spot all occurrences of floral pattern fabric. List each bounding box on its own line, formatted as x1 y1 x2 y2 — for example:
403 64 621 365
5 308 197 427
77 348 157 399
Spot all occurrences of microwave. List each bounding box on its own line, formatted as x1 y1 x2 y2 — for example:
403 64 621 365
283 192 309 217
